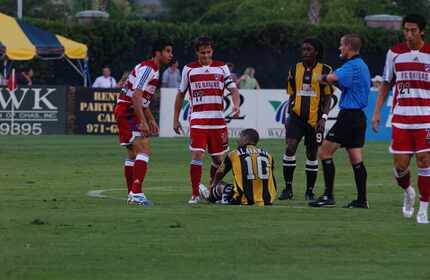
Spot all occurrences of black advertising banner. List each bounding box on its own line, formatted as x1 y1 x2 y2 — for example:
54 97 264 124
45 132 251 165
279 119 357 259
0 86 66 135
75 88 119 134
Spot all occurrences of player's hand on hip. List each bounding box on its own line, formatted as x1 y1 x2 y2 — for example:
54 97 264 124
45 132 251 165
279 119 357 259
139 121 150 137
371 114 380 132
173 120 183 135
149 120 159 135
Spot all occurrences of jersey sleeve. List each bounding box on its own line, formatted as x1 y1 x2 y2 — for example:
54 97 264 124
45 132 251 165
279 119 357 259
179 66 190 93
382 49 395 83
334 63 353 88
222 64 237 90
133 66 155 91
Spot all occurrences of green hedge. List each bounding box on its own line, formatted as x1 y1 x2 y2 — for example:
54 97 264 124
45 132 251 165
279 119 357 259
26 19 411 87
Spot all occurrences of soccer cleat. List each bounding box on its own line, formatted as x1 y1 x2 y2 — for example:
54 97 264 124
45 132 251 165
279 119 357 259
198 184 210 200
304 191 316 201
416 211 429 224
128 192 153 206
343 200 369 209
188 195 201 204
402 188 415 218
308 195 336 207
278 189 294 200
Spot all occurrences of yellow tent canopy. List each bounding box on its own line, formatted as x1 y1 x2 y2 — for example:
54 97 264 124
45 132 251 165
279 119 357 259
0 12 87 60
0 12 90 85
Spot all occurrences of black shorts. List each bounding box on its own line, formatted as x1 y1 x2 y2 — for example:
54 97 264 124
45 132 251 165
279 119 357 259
285 114 318 151
325 109 366 148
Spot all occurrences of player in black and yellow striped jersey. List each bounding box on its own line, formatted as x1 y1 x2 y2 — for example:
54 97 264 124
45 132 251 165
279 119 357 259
279 38 334 201
204 128 277 206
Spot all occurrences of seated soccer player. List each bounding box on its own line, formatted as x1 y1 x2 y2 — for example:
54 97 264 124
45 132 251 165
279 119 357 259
201 128 277 206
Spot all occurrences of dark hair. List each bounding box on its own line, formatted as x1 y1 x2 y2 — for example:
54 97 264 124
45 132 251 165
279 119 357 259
152 40 173 56
402 14 426 31
194 37 213 51
303 37 324 60
341 34 362 52
240 128 259 145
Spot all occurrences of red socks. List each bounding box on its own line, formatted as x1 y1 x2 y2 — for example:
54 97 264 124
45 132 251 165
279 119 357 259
190 159 203 196
124 159 134 193
417 167 430 202
131 153 149 194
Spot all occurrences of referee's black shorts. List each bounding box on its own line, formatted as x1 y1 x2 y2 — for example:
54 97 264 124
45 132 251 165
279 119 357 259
285 114 318 151
325 109 366 148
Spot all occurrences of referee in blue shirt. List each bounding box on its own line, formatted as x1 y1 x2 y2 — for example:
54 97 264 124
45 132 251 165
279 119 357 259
309 34 371 208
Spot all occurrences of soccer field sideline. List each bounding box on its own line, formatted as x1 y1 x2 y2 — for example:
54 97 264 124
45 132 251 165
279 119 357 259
1 136 429 280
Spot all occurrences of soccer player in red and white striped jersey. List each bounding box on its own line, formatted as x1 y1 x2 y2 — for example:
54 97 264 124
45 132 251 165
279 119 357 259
372 14 430 224
114 41 173 205
173 37 241 204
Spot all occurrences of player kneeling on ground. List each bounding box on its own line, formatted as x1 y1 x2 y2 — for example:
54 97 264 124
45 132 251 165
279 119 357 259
200 128 277 206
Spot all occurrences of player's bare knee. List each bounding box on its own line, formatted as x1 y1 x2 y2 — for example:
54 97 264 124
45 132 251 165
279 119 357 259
416 153 430 168
192 151 205 160
285 140 298 156
319 145 330 160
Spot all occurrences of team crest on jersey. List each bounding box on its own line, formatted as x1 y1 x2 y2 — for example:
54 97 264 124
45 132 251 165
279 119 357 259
214 74 222 81
425 64 430 73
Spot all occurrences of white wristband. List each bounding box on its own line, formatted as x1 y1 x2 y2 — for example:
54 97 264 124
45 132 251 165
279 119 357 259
321 114 328 120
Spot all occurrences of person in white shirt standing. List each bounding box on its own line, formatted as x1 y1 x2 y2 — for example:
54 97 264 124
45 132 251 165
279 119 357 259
92 66 117 88
162 58 181 88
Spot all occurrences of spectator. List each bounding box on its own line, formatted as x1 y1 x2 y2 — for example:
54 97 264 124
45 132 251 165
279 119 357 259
162 58 181 88
371 75 383 91
238 67 260 89
16 67 33 86
117 71 130 88
92 66 117 88
227 62 239 84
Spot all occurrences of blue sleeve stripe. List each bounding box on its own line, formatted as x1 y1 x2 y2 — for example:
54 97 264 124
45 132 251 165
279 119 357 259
137 67 151 89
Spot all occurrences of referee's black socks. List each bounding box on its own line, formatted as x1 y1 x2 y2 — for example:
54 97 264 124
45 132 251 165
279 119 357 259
352 162 367 202
321 159 335 198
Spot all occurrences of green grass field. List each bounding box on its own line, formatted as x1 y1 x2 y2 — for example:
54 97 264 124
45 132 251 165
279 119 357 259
1 136 429 280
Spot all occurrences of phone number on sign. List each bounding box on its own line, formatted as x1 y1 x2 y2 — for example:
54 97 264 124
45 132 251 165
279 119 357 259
0 123 43 135
86 123 118 134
